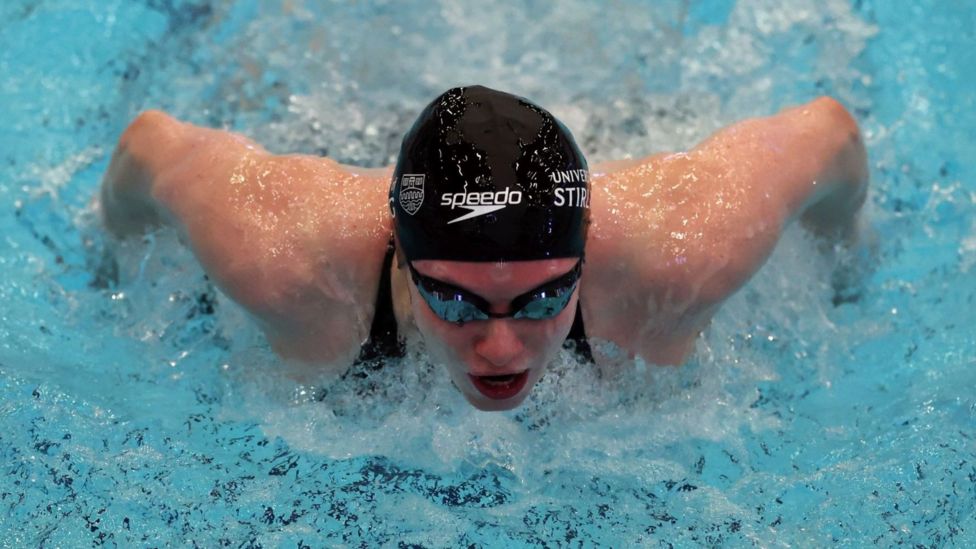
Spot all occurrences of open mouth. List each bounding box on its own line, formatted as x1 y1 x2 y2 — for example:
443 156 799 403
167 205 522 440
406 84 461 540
468 371 530 400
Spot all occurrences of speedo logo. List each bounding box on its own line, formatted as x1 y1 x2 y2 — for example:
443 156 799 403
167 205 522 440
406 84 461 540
441 188 523 224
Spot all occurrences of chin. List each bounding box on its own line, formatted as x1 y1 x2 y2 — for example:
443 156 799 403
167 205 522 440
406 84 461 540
463 391 530 412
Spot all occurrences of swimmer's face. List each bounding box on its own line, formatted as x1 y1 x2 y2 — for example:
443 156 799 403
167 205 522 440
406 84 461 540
408 258 580 411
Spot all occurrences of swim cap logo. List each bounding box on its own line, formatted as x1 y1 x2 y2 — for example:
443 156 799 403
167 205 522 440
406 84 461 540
550 169 590 208
548 169 588 184
399 174 425 215
441 187 523 224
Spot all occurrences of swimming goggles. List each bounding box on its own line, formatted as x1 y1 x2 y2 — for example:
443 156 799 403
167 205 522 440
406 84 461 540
408 261 582 324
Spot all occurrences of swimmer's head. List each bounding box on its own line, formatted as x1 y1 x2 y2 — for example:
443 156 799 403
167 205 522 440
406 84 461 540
391 86 590 411
390 85 590 263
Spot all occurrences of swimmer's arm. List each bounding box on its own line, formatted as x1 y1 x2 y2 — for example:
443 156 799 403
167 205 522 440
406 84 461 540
100 111 395 369
652 96 868 302
582 98 867 366
694 96 869 239
100 110 190 235
101 110 392 235
689 96 868 298
100 110 283 236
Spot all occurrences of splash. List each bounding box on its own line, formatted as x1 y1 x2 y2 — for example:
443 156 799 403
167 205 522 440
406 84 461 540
3 0 974 545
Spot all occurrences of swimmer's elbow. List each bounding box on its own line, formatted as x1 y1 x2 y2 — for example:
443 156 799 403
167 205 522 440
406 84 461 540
808 97 869 215
131 109 175 127
122 110 181 146
113 109 193 179
810 96 853 121
809 97 864 149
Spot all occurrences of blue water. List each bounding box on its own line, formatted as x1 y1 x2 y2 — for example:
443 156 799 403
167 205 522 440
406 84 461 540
1 0 974 546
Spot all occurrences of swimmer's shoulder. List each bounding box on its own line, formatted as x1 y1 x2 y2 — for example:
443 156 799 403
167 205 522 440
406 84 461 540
253 162 395 368
587 149 766 306
581 154 734 366
107 111 399 370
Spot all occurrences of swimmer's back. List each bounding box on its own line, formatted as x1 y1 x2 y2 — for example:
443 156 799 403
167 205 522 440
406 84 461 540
101 111 394 370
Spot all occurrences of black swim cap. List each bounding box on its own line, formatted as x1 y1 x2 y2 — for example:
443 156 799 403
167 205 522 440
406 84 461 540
391 85 590 262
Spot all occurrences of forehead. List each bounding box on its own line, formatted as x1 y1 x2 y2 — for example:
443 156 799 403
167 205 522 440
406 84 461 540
412 258 579 299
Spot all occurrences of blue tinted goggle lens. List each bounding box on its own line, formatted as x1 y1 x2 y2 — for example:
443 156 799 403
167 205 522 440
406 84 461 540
409 262 581 324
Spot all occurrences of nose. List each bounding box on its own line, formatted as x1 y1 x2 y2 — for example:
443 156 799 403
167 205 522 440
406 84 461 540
473 319 525 368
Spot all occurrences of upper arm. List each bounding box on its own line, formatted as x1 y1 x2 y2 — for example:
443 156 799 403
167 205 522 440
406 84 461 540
107 112 395 365
583 98 865 363
689 96 865 224
151 145 393 313
615 97 863 302
682 97 865 298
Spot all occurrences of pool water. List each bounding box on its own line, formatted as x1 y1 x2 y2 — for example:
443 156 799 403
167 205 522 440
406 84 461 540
1 0 974 546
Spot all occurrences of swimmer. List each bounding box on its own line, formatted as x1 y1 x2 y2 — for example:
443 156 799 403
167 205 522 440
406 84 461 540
100 86 868 411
